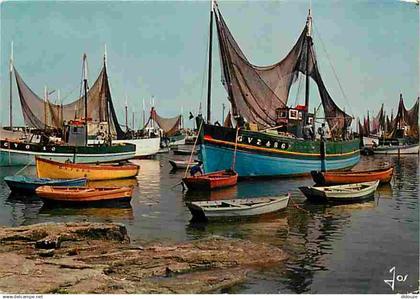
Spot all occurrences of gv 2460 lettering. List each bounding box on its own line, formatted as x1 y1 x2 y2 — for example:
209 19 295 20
237 135 289 150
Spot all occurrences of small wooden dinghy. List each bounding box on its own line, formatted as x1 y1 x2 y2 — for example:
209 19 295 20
36 156 139 181
299 180 380 202
169 160 198 170
4 175 87 193
186 194 290 220
311 166 393 185
172 149 197 156
36 186 133 204
182 169 238 191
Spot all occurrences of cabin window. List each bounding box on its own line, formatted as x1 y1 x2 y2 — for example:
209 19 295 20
289 109 298 120
307 117 313 125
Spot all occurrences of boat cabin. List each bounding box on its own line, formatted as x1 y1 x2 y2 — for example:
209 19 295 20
275 105 314 139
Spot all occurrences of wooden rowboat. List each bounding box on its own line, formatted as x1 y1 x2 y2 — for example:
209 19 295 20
299 180 380 202
4 175 87 194
311 166 393 185
35 186 133 204
182 169 238 191
186 194 289 220
35 156 139 181
169 160 198 170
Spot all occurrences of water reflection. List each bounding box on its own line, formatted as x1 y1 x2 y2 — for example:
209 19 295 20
0 154 417 294
39 204 134 221
183 185 238 202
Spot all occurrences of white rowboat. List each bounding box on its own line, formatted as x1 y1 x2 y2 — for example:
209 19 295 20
299 180 380 202
169 160 198 170
186 194 290 220
373 144 419 155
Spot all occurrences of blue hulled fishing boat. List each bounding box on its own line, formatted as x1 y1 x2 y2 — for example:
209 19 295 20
197 1 360 177
4 175 87 194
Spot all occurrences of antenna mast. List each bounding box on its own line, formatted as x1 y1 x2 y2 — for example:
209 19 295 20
206 0 215 123
9 41 14 129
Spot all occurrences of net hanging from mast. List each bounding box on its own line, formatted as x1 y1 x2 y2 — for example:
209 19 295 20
14 62 126 139
214 5 352 134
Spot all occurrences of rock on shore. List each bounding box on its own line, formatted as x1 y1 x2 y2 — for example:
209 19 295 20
0 222 287 294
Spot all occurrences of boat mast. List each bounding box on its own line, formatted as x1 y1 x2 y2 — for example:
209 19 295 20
206 0 215 123
125 95 128 132
44 86 48 130
83 53 88 145
9 41 13 129
304 9 312 116
103 48 112 140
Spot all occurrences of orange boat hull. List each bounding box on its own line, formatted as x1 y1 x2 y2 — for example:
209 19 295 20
182 170 238 191
36 156 139 181
311 167 394 185
36 186 133 204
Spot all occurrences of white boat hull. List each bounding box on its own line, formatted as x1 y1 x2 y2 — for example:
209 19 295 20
113 137 161 158
187 196 289 219
363 136 379 147
0 148 135 166
373 144 419 155
300 180 380 202
169 160 198 169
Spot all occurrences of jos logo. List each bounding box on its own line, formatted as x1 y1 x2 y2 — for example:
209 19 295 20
384 266 408 291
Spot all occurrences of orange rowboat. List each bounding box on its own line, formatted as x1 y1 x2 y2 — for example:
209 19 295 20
182 169 238 191
36 156 139 181
35 186 133 205
311 166 394 186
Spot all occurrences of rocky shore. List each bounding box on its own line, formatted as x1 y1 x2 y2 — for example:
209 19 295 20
0 222 287 294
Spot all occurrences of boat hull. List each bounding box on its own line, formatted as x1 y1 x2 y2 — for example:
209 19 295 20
182 170 238 190
200 124 360 177
187 195 289 220
112 137 160 158
373 144 419 155
299 180 379 202
168 134 186 146
169 160 198 170
311 167 394 185
0 139 136 167
4 176 87 193
36 157 139 181
36 186 133 205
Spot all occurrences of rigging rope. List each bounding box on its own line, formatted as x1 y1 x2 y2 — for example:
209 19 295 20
313 21 354 117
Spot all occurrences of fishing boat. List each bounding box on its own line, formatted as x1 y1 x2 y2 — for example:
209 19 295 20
0 137 136 166
182 169 238 191
371 95 419 155
197 1 360 178
169 159 198 170
299 180 380 202
35 186 133 205
4 175 87 193
186 194 290 220
146 107 186 146
2 53 138 167
36 156 139 181
311 166 393 185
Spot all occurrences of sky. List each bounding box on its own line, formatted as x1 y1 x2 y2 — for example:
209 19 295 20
0 0 418 129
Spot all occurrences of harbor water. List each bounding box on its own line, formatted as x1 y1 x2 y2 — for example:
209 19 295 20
0 153 418 294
